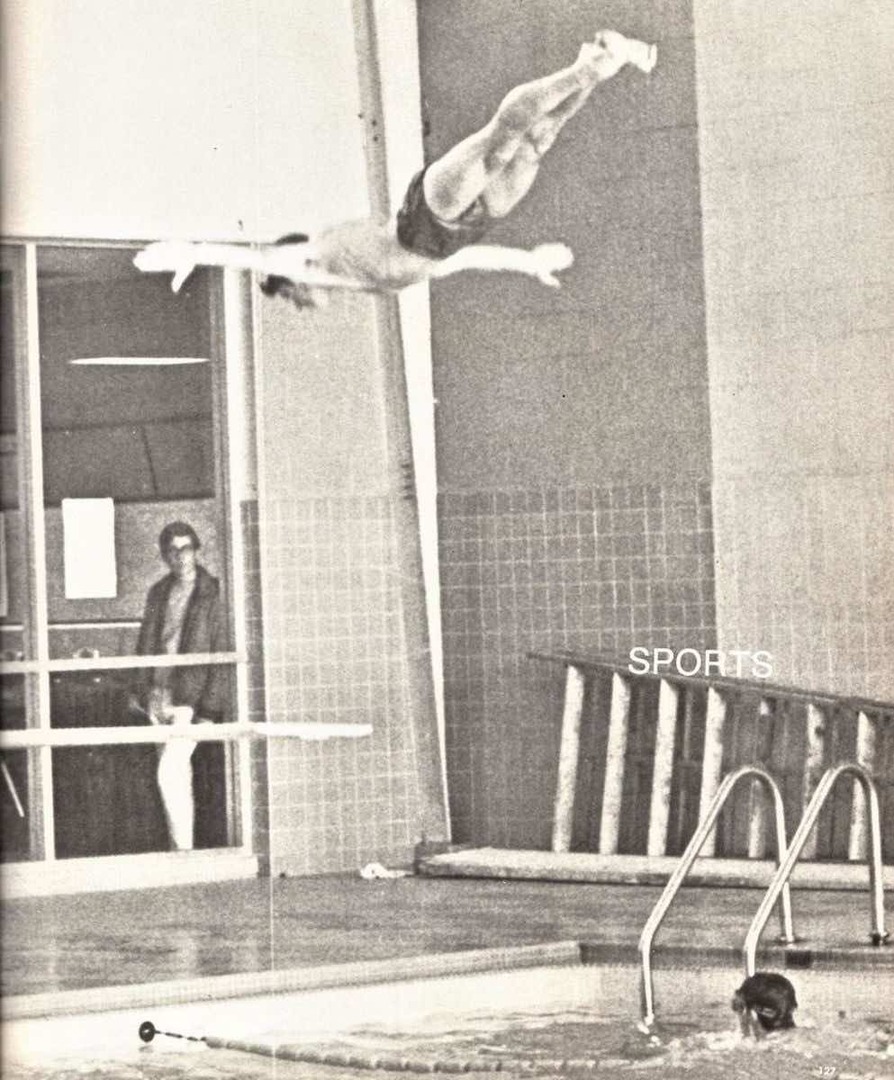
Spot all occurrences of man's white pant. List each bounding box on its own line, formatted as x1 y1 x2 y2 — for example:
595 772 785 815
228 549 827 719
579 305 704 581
156 741 196 851
155 705 197 851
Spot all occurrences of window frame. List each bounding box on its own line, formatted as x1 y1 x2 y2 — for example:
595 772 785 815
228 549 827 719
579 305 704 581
0 239 256 877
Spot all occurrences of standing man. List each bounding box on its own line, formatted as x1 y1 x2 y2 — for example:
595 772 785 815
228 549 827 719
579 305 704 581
134 522 225 850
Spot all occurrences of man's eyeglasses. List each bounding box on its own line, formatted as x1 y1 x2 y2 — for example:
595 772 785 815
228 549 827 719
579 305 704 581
166 542 196 556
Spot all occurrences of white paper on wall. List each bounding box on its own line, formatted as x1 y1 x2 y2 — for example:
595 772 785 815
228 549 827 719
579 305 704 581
62 498 118 599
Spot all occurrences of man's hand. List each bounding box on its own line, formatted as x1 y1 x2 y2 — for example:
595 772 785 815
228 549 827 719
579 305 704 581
530 243 574 287
133 241 198 292
168 705 195 725
155 704 196 726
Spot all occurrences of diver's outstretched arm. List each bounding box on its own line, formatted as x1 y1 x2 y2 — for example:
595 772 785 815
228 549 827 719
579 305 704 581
431 242 574 287
136 237 576 293
134 240 368 293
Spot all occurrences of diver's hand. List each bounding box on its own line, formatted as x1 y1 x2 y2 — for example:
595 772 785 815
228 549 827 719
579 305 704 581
530 243 574 288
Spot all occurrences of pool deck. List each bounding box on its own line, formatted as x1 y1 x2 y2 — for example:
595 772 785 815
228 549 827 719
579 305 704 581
3 872 892 1012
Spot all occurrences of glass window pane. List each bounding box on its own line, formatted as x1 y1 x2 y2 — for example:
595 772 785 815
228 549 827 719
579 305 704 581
37 246 214 506
49 664 237 857
31 245 240 857
1 675 32 862
34 246 229 663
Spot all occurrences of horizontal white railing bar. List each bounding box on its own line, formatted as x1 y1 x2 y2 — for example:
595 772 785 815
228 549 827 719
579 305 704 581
529 650 894 715
0 652 245 675
0 722 373 749
48 620 142 630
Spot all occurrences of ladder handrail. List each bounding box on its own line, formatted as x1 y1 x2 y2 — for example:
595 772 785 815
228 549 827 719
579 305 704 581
638 764 794 1028
743 762 889 975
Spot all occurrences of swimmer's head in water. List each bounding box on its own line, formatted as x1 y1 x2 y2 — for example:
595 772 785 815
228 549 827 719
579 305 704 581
732 972 797 1036
259 233 316 308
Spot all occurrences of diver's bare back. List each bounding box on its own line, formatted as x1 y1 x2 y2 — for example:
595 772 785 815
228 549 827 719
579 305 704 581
311 217 436 291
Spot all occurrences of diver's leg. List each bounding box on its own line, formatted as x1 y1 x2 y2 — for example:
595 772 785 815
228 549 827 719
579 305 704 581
423 32 655 222
479 88 594 217
422 57 595 222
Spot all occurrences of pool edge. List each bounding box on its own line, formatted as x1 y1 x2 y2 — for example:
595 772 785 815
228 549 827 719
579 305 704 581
5 936 892 1023
1 940 582 1021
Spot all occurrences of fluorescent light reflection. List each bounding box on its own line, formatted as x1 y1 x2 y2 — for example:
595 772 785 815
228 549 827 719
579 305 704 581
69 357 209 367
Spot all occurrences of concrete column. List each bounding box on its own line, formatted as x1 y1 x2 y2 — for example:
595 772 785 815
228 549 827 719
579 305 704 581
351 0 448 841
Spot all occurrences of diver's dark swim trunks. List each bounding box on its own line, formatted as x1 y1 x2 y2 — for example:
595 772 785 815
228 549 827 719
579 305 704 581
396 168 490 259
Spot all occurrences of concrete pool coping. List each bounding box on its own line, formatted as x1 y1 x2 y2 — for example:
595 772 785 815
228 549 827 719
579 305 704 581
2 941 581 1020
418 849 894 890
6 934 892 1022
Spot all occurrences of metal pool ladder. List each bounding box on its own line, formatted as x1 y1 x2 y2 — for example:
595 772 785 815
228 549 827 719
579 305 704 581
743 762 889 976
638 764 795 1029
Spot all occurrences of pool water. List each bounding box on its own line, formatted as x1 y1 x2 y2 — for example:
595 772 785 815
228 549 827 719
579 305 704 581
249 963 893 1074
5 961 893 1079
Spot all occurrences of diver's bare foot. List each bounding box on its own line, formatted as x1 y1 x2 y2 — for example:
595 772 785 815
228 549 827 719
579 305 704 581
579 31 657 78
624 36 657 74
133 241 198 292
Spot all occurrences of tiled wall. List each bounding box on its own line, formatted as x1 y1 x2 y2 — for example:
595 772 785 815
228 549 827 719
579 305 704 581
243 499 271 859
256 494 427 873
440 480 716 847
694 1 894 700
253 293 435 875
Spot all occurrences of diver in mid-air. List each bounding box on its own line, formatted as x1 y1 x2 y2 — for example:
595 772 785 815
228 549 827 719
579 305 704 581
135 30 656 307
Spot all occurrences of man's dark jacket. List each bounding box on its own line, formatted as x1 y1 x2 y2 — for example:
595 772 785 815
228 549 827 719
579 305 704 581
135 565 226 721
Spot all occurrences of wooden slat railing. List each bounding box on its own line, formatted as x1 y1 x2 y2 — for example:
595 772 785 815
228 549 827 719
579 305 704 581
531 650 893 863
